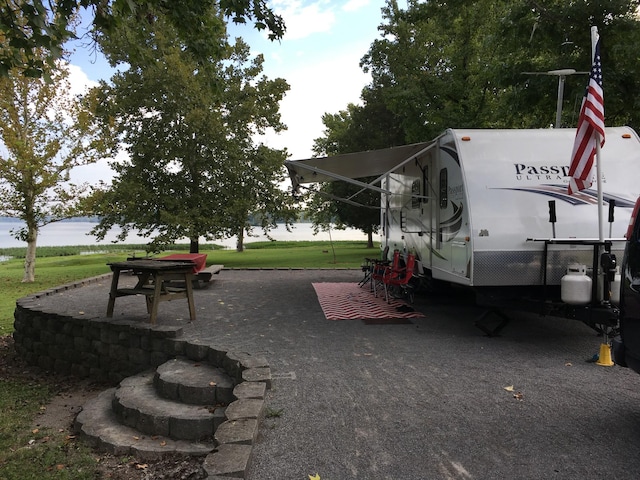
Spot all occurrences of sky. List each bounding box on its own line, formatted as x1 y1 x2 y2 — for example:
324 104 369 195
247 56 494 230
65 0 393 184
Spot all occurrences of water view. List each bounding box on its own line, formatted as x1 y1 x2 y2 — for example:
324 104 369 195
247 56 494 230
0 220 369 249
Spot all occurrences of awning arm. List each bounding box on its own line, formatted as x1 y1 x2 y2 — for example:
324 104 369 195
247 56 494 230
301 185 381 209
345 141 437 201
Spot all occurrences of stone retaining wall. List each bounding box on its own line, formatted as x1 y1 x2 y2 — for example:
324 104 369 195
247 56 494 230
12 275 271 386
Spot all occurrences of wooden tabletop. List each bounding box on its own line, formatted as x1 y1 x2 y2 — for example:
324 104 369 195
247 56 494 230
108 259 196 271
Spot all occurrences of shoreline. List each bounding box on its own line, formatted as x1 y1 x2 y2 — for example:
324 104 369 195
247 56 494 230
1 222 370 249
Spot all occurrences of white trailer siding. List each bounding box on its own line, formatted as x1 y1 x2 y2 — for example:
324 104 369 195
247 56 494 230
452 127 639 286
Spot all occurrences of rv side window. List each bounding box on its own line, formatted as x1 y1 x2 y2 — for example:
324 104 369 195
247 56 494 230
423 166 428 203
439 168 448 209
411 179 421 209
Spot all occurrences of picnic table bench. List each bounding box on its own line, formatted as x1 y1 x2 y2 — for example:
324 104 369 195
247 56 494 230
193 264 223 287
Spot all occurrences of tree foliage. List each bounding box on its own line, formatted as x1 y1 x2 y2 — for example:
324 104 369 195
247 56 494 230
90 8 293 252
0 0 285 78
0 59 112 281
227 145 298 251
310 92 405 248
361 0 640 141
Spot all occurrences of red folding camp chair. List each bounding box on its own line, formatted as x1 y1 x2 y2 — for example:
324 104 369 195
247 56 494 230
359 245 389 287
382 253 416 304
372 249 400 297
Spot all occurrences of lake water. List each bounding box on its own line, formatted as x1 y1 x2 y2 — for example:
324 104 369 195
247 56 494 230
0 221 369 249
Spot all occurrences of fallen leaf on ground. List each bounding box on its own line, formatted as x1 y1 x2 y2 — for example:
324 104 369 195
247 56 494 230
309 474 321 480
513 392 524 401
504 385 514 392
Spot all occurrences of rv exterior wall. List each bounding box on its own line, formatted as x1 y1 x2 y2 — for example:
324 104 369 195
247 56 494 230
382 127 640 287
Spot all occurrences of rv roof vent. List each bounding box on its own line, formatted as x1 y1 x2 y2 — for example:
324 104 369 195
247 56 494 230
461 136 471 141
622 133 632 139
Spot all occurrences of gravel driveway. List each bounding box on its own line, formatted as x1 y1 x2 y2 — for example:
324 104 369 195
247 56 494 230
34 268 640 479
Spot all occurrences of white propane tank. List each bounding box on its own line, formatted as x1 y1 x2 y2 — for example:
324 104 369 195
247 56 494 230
561 264 592 305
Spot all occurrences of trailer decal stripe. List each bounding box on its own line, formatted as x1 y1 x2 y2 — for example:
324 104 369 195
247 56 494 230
493 185 636 208
440 146 460 165
440 202 463 240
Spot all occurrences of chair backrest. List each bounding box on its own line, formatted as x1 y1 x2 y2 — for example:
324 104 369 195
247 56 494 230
389 250 401 272
373 249 399 278
392 253 415 285
404 254 416 282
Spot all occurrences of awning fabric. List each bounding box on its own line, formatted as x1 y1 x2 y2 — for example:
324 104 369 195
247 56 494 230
284 142 434 193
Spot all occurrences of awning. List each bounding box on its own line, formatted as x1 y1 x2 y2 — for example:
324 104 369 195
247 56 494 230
284 141 435 195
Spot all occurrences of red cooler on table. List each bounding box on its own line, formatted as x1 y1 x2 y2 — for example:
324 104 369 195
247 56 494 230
158 253 207 273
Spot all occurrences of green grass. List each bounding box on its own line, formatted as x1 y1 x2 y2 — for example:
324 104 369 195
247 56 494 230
0 239 378 478
0 381 98 479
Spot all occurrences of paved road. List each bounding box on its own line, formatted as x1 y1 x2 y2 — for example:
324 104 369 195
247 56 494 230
39 269 640 479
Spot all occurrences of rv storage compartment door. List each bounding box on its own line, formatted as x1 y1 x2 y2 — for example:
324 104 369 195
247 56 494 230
451 240 469 277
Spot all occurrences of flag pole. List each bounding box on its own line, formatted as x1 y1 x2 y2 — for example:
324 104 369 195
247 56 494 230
592 26 604 242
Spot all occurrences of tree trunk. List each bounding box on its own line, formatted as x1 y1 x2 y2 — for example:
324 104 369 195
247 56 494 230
367 230 374 248
190 238 199 254
236 229 244 252
22 227 37 283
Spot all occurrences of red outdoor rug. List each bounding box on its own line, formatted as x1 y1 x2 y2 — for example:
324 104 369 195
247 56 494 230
312 282 425 321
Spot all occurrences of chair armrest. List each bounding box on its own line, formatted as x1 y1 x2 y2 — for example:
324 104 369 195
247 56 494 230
383 266 406 281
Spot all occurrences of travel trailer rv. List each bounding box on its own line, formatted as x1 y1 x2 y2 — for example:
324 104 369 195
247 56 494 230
286 127 640 332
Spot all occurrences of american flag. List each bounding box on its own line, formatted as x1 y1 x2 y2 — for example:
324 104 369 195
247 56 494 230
568 39 605 195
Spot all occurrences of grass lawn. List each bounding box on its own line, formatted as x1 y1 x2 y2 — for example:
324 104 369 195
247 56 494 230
0 376 98 479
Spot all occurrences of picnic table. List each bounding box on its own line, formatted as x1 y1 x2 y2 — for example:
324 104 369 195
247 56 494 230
106 259 196 324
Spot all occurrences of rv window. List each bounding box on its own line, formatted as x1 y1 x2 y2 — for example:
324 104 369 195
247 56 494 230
423 166 429 203
440 168 448 209
411 179 421 209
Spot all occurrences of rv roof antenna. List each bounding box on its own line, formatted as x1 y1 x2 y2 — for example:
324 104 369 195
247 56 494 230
521 68 588 128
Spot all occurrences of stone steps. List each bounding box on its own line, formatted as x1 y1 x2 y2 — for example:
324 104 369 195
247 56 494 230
154 357 235 405
75 389 215 459
74 355 270 478
113 371 226 441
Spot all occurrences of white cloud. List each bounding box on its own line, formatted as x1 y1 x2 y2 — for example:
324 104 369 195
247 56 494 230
343 0 371 12
260 48 371 160
272 0 336 40
62 63 117 185
66 62 99 95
